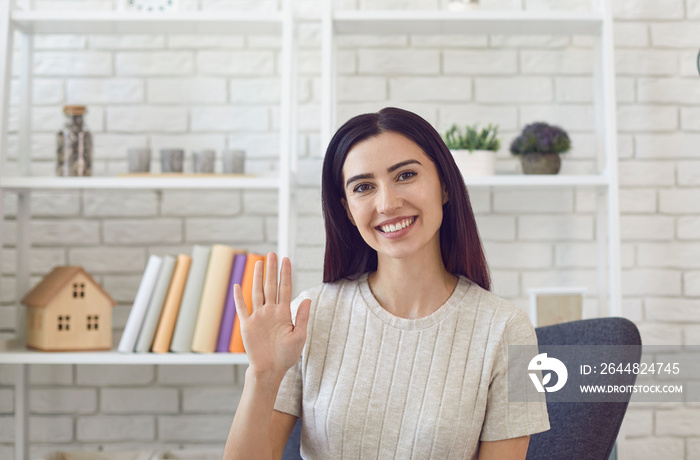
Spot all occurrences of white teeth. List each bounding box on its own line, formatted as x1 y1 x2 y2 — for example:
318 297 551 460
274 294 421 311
380 217 415 233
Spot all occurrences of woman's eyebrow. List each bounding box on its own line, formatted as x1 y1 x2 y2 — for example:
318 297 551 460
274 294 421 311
345 159 423 188
387 159 421 173
346 173 372 188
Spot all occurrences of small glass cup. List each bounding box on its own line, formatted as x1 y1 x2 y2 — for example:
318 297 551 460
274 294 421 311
193 149 216 174
222 149 245 174
160 148 184 173
127 148 151 173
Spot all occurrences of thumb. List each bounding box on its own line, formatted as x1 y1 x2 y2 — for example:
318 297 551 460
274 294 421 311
293 298 312 336
233 284 250 322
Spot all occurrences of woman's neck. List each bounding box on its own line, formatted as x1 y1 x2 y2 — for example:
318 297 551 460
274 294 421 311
368 247 458 320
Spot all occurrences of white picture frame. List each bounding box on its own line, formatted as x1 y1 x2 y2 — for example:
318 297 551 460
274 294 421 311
528 286 588 328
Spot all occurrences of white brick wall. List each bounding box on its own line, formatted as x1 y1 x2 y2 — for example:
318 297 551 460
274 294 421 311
197 51 275 75
67 78 145 104
622 269 682 296
106 106 188 132
443 50 517 74
158 415 232 442
103 219 184 245
147 78 227 104
618 438 684 460
34 52 112 76
76 365 154 386
77 416 155 442
101 389 179 414
2 1 700 457
156 365 235 385
116 51 194 76
475 77 553 102
182 388 242 413
358 49 440 74
190 106 269 132
30 389 97 414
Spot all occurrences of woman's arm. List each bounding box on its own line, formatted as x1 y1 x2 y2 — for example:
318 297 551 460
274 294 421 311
222 253 311 460
477 436 530 460
223 371 298 459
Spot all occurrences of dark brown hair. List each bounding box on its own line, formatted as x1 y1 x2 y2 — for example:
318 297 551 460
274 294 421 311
321 107 491 291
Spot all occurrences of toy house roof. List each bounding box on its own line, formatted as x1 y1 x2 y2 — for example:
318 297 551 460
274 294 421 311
21 266 116 308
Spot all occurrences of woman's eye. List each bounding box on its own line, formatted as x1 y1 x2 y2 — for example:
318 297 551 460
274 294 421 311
397 171 416 181
353 183 372 193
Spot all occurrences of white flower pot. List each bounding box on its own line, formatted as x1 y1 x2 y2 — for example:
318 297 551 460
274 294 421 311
450 149 497 177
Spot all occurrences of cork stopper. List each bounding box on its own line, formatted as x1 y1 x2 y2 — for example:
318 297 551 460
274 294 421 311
63 105 87 116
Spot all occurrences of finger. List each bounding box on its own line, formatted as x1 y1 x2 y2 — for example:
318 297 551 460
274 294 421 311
293 298 312 334
233 284 249 321
278 257 293 306
251 259 265 309
264 252 278 305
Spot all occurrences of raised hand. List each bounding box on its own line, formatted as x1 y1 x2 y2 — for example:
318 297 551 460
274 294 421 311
233 252 311 382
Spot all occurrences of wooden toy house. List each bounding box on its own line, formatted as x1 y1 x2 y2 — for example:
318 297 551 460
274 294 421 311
21 266 116 351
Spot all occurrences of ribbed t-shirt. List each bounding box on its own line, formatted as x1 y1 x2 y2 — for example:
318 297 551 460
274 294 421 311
274 273 550 459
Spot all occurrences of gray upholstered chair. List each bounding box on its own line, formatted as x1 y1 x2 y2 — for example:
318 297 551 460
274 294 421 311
527 317 641 460
282 317 642 460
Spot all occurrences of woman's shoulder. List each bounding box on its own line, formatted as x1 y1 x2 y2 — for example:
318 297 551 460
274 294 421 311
459 277 533 329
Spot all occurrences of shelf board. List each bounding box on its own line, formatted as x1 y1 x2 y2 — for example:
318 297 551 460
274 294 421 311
0 175 280 191
10 10 284 35
333 10 603 36
462 174 609 187
0 174 607 190
0 340 249 365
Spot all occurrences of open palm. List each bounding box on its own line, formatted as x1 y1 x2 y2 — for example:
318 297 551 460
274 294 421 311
233 253 311 380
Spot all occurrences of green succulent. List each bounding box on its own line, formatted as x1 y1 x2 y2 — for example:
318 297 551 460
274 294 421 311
442 123 501 152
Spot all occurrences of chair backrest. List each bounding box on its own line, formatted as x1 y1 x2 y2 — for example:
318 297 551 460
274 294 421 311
282 317 642 460
526 317 642 460
282 418 302 460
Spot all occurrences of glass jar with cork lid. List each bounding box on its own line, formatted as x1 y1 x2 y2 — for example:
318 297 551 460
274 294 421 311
56 105 92 176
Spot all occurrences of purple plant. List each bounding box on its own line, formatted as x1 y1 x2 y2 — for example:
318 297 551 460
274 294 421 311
510 122 571 155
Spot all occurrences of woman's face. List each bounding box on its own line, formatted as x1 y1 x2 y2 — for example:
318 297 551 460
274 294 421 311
341 131 448 263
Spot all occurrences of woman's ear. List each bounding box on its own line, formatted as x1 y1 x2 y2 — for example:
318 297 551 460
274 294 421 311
341 198 356 226
442 183 449 205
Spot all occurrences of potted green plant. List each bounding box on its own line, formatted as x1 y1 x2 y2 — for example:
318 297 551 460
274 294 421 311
509 122 571 175
442 123 500 177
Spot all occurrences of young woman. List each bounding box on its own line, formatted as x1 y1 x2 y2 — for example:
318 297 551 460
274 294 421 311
224 107 549 460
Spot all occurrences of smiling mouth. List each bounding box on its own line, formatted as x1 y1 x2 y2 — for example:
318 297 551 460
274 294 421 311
377 217 417 234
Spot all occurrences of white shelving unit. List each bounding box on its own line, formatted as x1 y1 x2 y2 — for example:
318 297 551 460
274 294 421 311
321 1 622 319
0 2 299 459
0 339 250 365
0 175 282 191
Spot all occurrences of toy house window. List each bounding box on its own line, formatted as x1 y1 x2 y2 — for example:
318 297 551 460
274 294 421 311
73 283 85 299
87 315 99 331
57 315 71 331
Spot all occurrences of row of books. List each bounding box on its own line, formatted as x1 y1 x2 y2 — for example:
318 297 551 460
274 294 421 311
118 245 265 353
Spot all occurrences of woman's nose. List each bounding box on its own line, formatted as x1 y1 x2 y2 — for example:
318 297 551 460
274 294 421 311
377 186 402 214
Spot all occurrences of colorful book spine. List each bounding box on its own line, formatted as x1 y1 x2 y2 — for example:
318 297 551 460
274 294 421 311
134 255 176 353
151 254 192 353
170 245 211 353
215 253 248 352
190 244 237 353
118 255 162 353
229 253 265 353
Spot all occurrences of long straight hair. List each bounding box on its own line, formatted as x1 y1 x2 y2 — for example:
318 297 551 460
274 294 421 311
321 107 491 291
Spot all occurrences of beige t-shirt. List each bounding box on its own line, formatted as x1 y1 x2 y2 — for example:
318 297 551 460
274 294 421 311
275 274 549 459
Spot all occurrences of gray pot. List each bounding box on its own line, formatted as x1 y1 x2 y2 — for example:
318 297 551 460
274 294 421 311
520 152 561 174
